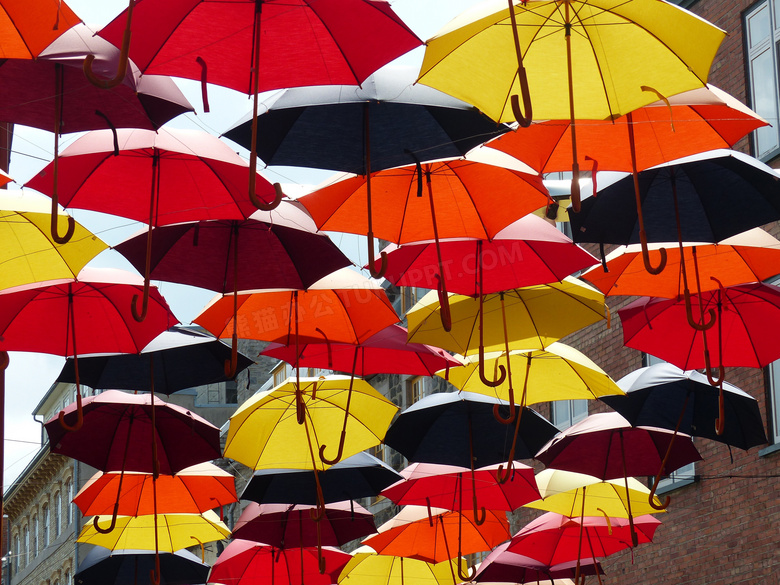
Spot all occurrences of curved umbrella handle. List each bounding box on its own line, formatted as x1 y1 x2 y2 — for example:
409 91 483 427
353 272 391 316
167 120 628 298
191 537 205 562
92 504 119 534
83 0 133 89
149 553 161 585
131 283 150 323
496 459 513 485
648 472 671 511
367 231 388 279
50 196 75 245
479 348 507 388
196 57 210 113
506 0 532 127
58 391 83 432
595 508 612 535
639 237 667 276
251 181 284 211
684 289 716 331
471 496 486 526
319 430 345 466
224 332 238 379
435 274 452 332
703 349 725 387
457 560 477 582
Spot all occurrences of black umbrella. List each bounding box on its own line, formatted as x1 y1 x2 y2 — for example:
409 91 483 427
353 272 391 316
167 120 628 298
601 362 767 451
75 546 209 585
222 65 509 278
383 391 559 469
240 452 402 505
55 326 254 393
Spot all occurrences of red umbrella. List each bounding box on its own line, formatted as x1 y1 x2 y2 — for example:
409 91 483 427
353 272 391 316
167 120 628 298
90 0 421 214
25 127 280 322
371 214 598 297
505 512 660 570
208 539 351 585
261 324 462 378
232 501 376 549
381 461 540 525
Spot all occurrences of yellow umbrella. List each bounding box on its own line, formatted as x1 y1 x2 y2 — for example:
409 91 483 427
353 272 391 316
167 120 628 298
76 509 230 552
417 0 726 212
339 547 466 585
0 190 107 291
440 342 624 409
407 277 606 356
525 469 665 526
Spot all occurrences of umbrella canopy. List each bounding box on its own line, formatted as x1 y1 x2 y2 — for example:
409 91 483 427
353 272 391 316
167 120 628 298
207 540 351 585
25 127 278 225
486 85 768 175
298 157 549 245
406 277 607 355
113 216 351 294
473 541 603 584
75 546 210 585
602 363 767 450
231 501 376 548
77 510 230 552
97 0 421 95
55 327 254 394
0 0 81 59
581 228 780 299
383 391 559 469
44 390 222 475
619 283 780 371
224 375 397 471
223 66 509 175
442 342 624 405
362 505 510 564
0 267 177 357
339 549 464 585
569 149 780 247
417 0 724 124
73 462 238 517
194 268 400 346
374 214 598 297
526 469 667 518
261 325 462 378
381 461 540 513
0 24 193 133
505 511 661 566
240 452 402 505
535 412 702 481
0 190 107 291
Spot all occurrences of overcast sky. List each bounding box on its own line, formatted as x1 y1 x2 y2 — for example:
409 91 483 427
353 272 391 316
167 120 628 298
3 0 489 490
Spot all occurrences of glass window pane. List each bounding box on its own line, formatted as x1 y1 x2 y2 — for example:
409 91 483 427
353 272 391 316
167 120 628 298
770 361 780 444
749 4 771 48
751 48 780 156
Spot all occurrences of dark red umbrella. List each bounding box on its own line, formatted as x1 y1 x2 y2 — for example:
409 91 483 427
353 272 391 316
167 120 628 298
208 539 351 585
380 461 540 525
261 324 462 378
505 512 660 571
25 127 280 322
232 501 376 549
373 214 598 297
535 411 700 543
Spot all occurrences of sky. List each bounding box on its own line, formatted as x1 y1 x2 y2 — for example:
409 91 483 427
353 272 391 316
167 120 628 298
2 0 492 491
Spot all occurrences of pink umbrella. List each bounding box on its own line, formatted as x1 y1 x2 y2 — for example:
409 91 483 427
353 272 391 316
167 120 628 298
261 324 462 378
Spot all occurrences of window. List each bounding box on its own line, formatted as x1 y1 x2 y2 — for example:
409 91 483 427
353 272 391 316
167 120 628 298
42 504 50 547
12 535 19 572
552 399 588 429
225 380 238 404
23 525 29 564
32 514 38 557
745 0 780 159
400 287 420 315
65 571 71 585
65 479 73 525
406 376 431 407
272 362 292 387
54 493 61 537
767 360 780 445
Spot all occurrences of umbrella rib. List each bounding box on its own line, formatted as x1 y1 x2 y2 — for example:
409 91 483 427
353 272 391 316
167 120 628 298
571 4 618 122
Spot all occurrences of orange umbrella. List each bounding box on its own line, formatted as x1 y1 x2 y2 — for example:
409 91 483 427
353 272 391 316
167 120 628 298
362 505 510 580
73 462 238 517
581 228 780 299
